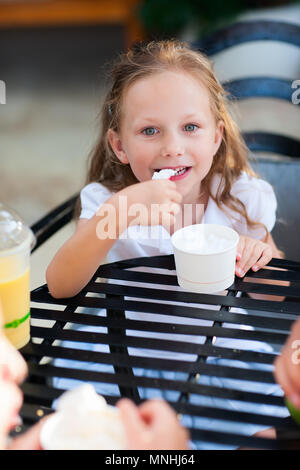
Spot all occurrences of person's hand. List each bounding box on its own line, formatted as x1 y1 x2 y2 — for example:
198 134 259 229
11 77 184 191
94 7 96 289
235 233 289 302
0 303 28 450
119 180 182 228
0 369 24 450
274 318 300 408
117 398 190 450
6 418 48 450
235 235 272 278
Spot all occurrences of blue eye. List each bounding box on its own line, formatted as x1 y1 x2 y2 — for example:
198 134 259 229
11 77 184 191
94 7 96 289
142 127 157 136
185 124 198 132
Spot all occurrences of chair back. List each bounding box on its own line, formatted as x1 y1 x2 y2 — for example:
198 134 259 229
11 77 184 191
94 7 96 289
195 20 300 259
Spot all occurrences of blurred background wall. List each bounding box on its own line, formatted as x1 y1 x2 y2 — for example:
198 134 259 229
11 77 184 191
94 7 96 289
0 0 299 287
0 24 124 225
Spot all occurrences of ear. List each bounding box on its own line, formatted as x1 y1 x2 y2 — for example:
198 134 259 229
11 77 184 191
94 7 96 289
213 120 224 154
107 128 129 164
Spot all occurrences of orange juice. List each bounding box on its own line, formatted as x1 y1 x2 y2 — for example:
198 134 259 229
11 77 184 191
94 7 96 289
0 204 34 349
0 268 30 349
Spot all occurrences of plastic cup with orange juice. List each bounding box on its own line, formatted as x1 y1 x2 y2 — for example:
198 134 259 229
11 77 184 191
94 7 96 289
0 204 35 349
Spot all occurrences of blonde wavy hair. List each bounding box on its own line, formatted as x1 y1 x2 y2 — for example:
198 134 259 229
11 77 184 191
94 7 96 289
82 39 266 237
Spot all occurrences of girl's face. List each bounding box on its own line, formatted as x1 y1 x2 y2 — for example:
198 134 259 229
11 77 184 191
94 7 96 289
0 304 27 449
108 70 223 204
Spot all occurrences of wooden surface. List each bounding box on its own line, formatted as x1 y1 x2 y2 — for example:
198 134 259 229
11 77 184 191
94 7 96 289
0 0 144 45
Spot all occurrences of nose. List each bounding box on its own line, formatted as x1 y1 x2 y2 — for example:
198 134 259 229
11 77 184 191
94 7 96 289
160 133 184 158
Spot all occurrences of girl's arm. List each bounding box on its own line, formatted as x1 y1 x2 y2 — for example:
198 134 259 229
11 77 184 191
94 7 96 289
46 180 182 299
46 193 123 298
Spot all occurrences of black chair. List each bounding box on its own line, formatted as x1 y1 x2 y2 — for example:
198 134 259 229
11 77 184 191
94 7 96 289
194 20 300 260
30 193 78 254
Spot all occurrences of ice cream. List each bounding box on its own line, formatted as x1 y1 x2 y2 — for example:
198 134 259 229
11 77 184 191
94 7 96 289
173 230 234 255
171 224 239 294
40 385 126 450
152 169 177 180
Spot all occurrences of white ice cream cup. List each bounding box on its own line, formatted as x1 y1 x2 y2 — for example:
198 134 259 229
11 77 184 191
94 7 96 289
40 385 126 450
40 407 126 450
171 224 239 294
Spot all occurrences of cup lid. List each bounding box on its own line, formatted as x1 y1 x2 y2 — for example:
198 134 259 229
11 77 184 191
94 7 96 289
0 203 35 252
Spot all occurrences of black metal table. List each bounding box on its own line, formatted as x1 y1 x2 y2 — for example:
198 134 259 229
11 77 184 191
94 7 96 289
18 255 300 449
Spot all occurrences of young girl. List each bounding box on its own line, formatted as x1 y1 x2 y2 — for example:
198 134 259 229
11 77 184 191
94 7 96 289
46 40 287 449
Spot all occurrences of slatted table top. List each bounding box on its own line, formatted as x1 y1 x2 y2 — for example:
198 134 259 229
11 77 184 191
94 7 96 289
19 255 300 449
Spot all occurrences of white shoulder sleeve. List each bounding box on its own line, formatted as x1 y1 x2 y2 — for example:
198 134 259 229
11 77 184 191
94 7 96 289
79 182 114 220
231 172 277 239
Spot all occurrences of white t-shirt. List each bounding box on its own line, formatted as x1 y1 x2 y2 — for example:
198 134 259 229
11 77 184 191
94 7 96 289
78 171 277 361
80 171 276 262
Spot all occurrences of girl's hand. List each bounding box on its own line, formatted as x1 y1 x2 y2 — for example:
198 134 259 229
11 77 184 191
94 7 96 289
235 235 272 277
120 180 182 227
236 232 288 302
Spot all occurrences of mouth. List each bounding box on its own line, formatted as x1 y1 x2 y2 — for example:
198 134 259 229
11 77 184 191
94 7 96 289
154 166 191 177
154 166 192 181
